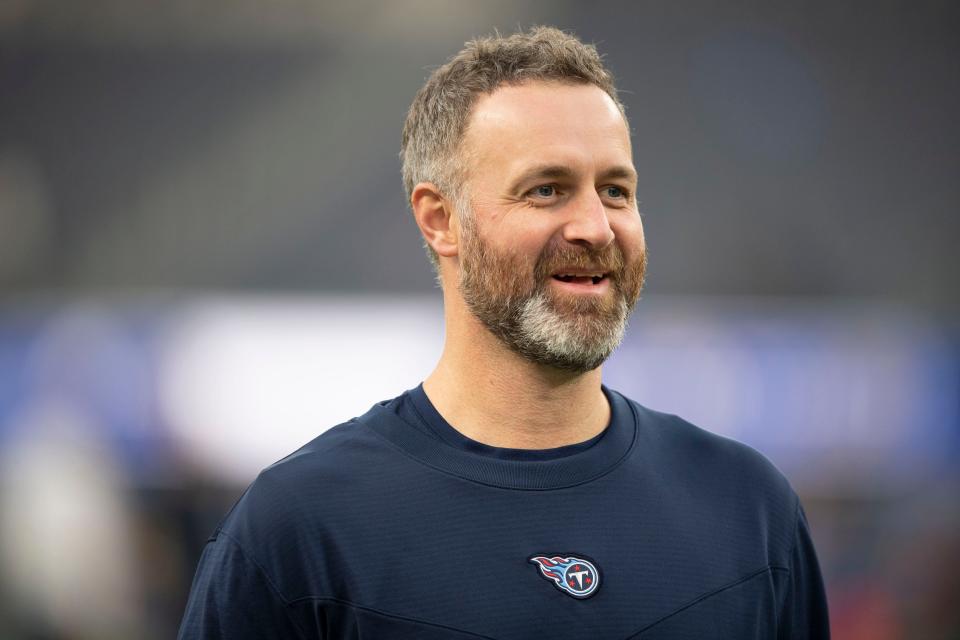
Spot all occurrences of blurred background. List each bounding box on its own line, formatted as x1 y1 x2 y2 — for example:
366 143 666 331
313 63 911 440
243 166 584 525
1 1 957 638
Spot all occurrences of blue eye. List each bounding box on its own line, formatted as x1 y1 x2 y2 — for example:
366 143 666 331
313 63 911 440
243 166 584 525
604 186 625 198
534 185 556 197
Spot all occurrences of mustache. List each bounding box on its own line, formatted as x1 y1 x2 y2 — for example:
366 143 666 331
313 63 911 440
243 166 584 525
533 242 625 280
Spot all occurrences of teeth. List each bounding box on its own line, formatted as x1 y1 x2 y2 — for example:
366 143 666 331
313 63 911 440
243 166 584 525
553 273 606 284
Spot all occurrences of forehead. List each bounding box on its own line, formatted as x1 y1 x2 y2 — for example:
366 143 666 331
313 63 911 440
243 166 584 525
461 81 633 181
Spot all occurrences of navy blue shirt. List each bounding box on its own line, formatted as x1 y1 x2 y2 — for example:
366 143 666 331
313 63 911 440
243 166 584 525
179 386 829 638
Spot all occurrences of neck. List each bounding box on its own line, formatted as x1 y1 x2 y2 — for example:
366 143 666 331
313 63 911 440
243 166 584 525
422 287 610 450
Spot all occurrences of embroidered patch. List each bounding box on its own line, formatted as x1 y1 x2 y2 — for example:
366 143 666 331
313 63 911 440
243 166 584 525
528 554 601 599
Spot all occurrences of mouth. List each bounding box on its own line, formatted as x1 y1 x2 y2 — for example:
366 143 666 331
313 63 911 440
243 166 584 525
550 272 609 286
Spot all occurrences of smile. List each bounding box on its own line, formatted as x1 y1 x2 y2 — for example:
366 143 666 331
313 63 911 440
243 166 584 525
551 273 608 285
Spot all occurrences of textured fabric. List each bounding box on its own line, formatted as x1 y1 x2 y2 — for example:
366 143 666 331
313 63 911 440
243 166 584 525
178 386 830 639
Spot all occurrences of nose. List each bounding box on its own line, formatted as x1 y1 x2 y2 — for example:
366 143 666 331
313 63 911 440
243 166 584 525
561 191 615 249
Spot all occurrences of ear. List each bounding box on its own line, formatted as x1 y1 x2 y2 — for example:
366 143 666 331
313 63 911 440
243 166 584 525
411 182 459 258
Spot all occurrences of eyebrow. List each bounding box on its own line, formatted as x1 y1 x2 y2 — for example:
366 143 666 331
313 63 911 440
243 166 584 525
508 164 638 191
598 165 639 183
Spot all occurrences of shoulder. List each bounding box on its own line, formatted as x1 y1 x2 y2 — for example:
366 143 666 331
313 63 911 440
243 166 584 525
220 415 398 534
209 412 413 598
618 394 802 560
179 417 399 635
628 397 795 498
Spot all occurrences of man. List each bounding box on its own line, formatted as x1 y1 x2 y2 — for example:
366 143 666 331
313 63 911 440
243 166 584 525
179 27 830 638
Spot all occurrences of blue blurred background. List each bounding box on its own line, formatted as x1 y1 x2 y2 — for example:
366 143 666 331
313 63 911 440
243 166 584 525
1 1 957 638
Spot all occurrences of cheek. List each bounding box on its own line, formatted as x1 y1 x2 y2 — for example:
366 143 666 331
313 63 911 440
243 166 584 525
489 217 561 256
615 216 646 258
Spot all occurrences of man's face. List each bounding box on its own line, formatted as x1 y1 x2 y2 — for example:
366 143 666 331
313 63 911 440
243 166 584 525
455 81 646 373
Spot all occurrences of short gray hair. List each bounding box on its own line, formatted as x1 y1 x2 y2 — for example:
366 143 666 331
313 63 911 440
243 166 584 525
400 26 626 268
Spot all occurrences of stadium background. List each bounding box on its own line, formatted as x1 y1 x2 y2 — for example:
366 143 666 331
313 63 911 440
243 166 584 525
0 1 957 637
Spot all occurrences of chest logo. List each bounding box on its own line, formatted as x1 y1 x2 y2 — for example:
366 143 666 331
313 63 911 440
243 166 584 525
528 554 601 599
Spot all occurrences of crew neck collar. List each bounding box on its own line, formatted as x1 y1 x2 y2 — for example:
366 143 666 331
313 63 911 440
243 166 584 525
357 383 638 491
408 384 609 461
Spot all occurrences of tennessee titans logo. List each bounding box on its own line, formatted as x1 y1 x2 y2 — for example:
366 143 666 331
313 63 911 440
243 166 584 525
529 554 601 599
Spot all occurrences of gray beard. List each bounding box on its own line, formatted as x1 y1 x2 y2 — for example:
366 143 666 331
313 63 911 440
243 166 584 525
457 232 634 373
465 285 630 374
454 194 644 374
